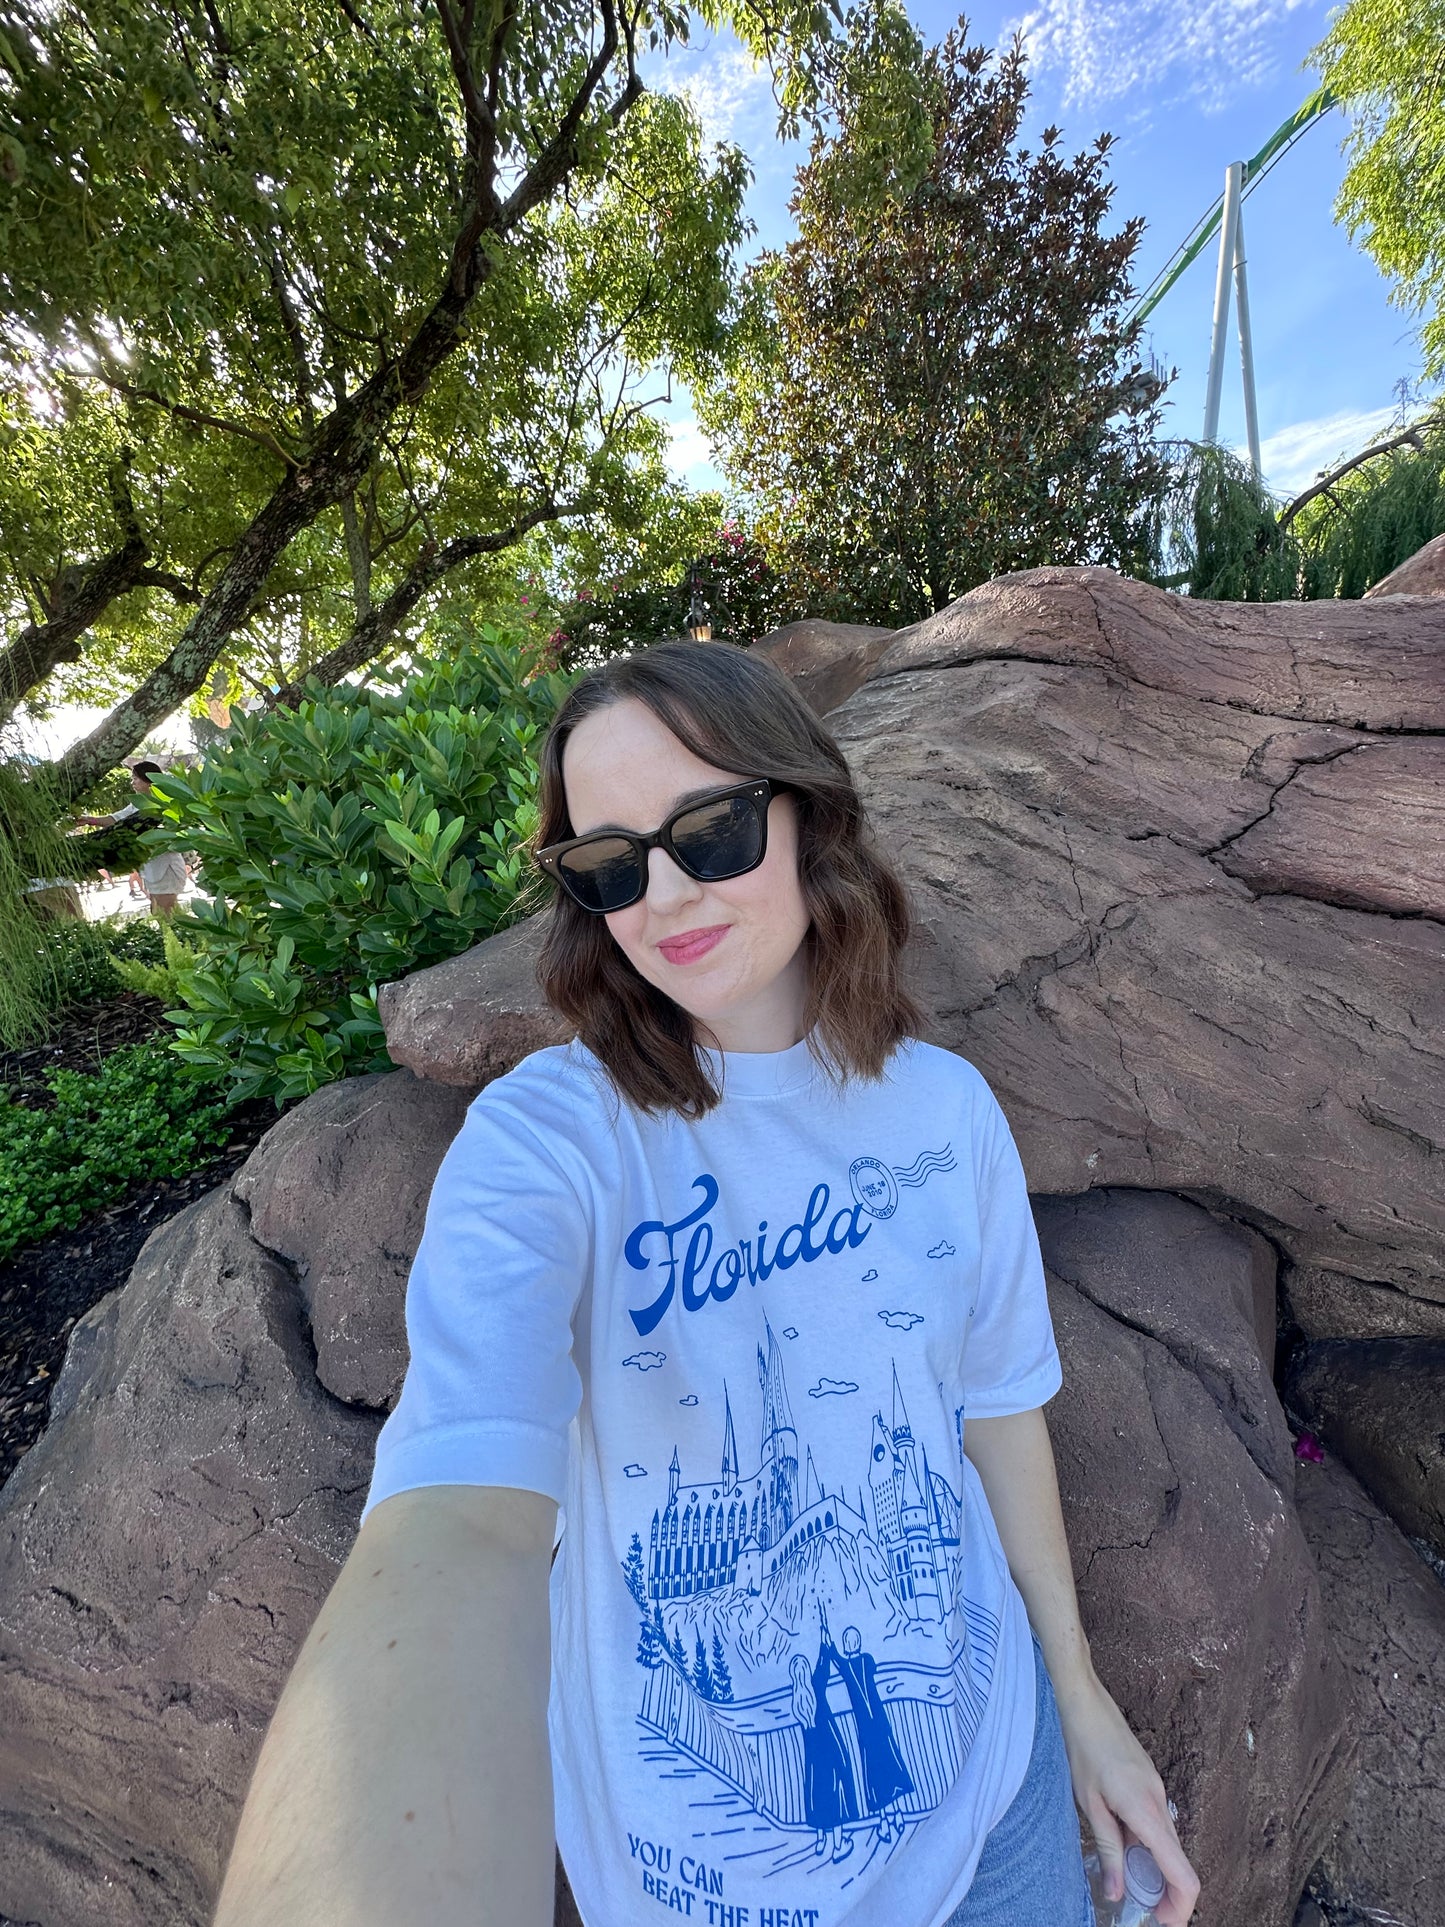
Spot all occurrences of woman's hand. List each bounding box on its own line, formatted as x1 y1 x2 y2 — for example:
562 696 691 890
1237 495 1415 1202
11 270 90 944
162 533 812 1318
1052 1667 1200 1927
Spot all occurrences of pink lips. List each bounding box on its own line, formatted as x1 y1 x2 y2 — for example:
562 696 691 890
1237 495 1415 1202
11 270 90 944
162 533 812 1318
657 924 730 966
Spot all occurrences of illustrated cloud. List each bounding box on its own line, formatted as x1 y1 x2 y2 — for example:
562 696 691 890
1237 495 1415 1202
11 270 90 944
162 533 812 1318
861 1269 878 1283
782 1326 799 1340
808 1377 859 1398
678 1394 698 1406
927 1240 956 1259
624 1463 647 1478
878 1310 924 1331
623 1350 667 1371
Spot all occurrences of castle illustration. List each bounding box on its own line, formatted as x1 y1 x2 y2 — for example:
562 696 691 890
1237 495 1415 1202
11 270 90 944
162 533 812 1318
646 1320 960 1624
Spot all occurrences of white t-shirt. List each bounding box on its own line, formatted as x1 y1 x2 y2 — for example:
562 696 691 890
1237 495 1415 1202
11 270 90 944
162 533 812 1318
112 800 187 892
365 1034 1064 1927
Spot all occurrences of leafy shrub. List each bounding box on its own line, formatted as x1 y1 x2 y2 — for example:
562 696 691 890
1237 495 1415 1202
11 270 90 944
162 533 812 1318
10 913 166 1021
108 921 204 1004
148 635 570 1105
0 1040 235 1262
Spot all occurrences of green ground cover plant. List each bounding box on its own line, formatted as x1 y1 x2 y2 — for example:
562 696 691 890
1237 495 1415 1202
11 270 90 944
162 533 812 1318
150 635 569 1105
0 1038 235 1263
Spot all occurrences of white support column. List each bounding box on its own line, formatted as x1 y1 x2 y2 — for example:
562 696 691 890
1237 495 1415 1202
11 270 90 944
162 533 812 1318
1202 161 1245 445
1233 198 1263 478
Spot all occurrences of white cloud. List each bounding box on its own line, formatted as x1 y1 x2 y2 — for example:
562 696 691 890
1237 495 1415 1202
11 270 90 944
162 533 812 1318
1008 0 1314 112
655 41 774 147
1252 405 1400 499
665 415 724 489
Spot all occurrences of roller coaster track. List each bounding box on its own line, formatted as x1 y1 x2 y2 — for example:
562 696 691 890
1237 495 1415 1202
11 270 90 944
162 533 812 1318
1129 86 1338 330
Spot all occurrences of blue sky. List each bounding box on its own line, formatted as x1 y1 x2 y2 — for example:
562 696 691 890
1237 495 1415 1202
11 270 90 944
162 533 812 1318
654 0 1421 502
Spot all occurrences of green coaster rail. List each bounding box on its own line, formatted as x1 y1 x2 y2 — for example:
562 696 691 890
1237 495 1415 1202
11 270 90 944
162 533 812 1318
1129 87 1338 331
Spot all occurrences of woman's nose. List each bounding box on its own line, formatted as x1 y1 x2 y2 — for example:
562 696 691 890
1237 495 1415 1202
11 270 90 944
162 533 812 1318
644 844 702 913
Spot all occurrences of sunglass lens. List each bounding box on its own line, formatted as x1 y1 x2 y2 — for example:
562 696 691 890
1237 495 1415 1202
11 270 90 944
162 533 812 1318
557 835 644 912
671 793 764 880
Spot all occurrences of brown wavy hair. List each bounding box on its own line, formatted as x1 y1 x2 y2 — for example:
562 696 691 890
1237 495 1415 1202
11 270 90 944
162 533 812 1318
532 640 920 1117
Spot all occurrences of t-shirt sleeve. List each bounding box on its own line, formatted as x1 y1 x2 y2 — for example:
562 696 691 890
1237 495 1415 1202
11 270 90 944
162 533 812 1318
361 1072 592 1522
962 1087 1063 1419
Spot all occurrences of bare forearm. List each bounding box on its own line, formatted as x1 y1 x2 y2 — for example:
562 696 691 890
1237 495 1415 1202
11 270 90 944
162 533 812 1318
215 1485 557 1927
963 1406 1098 1705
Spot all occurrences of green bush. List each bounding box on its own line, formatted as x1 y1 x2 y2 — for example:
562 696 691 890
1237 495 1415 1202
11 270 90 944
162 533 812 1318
0 1039 235 1262
148 634 570 1106
10 914 167 1021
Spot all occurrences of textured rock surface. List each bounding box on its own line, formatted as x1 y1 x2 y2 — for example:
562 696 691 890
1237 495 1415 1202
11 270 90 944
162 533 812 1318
827 568 1445 1310
234 1070 473 1410
748 617 896 714
1284 1339 1445 1560
0 1070 473 1927
1293 1452 1445 1925
1282 1262 1445 1343
377 910 568 1088
0 1194 381 1927
1363 528 1445 598
1037 1191 1353 1927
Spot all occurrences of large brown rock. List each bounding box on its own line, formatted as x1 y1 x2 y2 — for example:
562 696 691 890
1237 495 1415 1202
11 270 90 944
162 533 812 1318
748 617 896 715
234 1070 473 1409
0 1070 470 1927
1037 1191 1353 1927
1284 1338 1445 1560
0 1194 381 1927
1293 1451 1445 1924
377 911 569 1088
824 569 1445 1315
1283 1262 1445 1343
1363 528 1445 598
873 563 1445 728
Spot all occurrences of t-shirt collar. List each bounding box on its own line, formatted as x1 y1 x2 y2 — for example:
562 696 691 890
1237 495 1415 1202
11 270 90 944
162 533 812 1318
698 1032 821 1099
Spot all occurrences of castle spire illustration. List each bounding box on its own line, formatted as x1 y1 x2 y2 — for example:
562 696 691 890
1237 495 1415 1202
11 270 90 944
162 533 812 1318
721 1387 738 1484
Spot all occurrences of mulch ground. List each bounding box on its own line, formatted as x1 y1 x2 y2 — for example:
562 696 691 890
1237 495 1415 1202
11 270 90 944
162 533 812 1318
0 994 290 1494
0 988 173 1101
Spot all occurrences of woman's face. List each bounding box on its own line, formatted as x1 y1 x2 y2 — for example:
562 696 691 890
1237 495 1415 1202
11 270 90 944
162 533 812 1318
561 696 812 1053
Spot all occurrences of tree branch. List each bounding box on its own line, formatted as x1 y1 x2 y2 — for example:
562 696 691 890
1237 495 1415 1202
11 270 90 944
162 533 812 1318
65 366 298 468
40 21 645 800
0 536 149 724
1278 422 1433 531
267 494 595 707
497 1 627 231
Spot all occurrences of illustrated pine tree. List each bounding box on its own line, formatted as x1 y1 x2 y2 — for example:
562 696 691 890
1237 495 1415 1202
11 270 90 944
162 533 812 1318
693 1632 716 1702
710 1632 734 1704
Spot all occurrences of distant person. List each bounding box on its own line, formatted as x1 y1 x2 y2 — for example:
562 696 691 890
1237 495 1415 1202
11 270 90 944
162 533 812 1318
73 761 188 917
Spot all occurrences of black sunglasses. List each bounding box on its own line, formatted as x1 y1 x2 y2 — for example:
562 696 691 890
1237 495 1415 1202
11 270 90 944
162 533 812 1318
537 780 774 914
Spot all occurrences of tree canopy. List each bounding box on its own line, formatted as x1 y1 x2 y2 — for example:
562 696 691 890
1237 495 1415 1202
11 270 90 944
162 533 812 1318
0 0 932 799
699 25 1168 624
1313 0 1445 380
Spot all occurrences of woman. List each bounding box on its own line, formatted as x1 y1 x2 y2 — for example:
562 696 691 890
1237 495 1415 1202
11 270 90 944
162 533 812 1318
790 1649 859 1862
825 1623 913 1843
216 641 1200 1927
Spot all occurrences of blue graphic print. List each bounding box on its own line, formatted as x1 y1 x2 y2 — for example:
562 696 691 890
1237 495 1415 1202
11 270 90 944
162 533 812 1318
626 1144 956 1337
622 1312 1000 1887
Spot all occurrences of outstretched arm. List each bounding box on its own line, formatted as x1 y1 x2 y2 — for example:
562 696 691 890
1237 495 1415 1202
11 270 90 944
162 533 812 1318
963 1406 1199 1927
214 1483 557 1927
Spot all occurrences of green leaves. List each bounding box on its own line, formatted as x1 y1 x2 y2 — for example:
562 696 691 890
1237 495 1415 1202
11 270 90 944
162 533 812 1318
699 23 1168 624
152 631 567 1104
0 1039 235 1263
1312 0 1445 377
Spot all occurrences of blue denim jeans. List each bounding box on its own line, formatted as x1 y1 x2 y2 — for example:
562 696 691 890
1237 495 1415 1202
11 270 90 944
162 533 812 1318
943 1629 1096 1927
